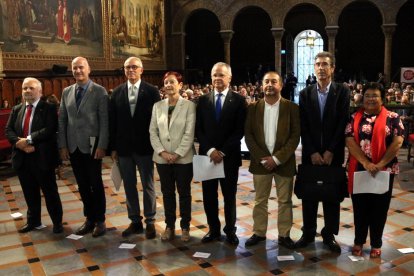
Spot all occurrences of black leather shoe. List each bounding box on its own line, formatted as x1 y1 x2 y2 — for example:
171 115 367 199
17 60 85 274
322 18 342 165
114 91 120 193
53 223 64 234
278 236 295 249
225 233 239 245
92 222 106 237
245 234 266 246
323 239 341 253
145 224 156 239
75 221 95 235
295 235 315 248
122 222 144 237
201 231 221 243
18 223 40 233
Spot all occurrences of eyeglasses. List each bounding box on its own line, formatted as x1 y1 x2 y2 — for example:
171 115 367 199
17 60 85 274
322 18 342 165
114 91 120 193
124 65 141 70
364 95 381 99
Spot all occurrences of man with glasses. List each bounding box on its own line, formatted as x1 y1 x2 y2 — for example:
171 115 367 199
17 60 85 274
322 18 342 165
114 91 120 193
296 51 350 252
109 57 161 239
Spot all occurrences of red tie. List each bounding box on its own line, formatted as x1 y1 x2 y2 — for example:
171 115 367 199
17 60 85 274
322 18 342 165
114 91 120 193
23 104 33 138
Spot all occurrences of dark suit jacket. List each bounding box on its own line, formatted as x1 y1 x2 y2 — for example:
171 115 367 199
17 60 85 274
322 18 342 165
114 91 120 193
109 80 161 156
299 82 350 166
196 90 247 168
5 100 59 170
245 98 300 177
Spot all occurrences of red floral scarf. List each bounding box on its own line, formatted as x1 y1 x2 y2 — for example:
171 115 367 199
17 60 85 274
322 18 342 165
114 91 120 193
348 106 387 193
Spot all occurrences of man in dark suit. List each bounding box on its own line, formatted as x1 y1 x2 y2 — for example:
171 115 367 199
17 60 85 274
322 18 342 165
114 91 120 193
296 51 350 252
109 57 160 239
58 57 109 237
244 71 300 249
196 62 247 245
6 77 63 234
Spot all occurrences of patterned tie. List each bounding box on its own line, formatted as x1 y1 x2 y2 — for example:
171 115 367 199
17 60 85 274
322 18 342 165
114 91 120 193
215 93 222 121
23 104 33 137
129 85 137 116
76 86 84 108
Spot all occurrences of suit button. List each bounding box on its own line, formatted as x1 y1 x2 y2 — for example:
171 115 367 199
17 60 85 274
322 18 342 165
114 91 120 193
167 138 170 141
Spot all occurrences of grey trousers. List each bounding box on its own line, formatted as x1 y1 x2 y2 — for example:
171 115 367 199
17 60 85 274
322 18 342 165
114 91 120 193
118 154 156 224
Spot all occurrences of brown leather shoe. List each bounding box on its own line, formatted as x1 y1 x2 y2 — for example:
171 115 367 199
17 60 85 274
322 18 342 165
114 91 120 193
75 221 95 235
92 222 106 238
145 224 156 239
122 222 144 237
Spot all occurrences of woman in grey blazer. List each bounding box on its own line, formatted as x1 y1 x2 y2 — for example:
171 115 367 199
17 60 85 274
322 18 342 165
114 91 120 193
149 71 196 242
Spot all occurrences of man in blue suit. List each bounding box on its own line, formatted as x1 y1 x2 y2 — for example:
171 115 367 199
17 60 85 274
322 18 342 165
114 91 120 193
58 56 109 237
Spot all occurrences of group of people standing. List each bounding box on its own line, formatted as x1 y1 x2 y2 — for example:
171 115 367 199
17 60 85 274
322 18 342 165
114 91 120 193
5 51 404 259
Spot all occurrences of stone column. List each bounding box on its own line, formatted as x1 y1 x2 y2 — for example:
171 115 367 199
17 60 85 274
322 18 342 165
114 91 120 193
271 28 284 73
382 24 396 84
219 30 234 64
171 32 186 70
0 42 5 79
325 26 339 56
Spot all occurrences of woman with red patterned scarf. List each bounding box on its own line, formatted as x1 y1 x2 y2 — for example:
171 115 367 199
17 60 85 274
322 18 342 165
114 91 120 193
345 82 404 258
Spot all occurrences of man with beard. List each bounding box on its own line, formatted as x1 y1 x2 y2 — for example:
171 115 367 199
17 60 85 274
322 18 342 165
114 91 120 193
196 62 247 245
296 51 350 253
244 71 300 248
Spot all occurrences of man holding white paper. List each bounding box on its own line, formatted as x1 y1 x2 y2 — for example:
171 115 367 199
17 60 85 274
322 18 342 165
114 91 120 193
195 62 247 245
346 82 404 258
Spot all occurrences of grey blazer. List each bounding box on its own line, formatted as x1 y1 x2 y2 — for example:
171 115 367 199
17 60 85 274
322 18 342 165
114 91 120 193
149 96 196 164
58 81 109 154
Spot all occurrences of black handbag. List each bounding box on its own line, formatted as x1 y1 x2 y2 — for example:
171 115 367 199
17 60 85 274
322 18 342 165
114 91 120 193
294 164 348 202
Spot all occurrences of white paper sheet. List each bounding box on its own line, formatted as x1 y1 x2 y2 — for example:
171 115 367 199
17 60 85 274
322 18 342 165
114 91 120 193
11 212 23 218
193 252 211 258
89 137 96 155
277 255 295 261
353 171 390 194
66 234 83 240
192 155 225 182
398 248 414 254
110 162 123 191
348 255 365 261
119 243 136 249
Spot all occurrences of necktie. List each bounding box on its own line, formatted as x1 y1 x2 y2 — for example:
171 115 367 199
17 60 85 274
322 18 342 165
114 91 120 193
129 86 137 115
215 93 222 121
76 86 84 108
23 104 33 137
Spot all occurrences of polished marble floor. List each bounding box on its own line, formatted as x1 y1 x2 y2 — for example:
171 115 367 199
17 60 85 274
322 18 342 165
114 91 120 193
0 148 414 275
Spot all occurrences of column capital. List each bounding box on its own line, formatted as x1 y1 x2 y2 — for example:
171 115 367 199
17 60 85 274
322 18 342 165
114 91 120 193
382 23 397 38
219 30 234 43
270 27 284 40
325 25 339 37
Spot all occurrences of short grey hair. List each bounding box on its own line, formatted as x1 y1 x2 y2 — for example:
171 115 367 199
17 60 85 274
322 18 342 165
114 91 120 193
211 62 232 76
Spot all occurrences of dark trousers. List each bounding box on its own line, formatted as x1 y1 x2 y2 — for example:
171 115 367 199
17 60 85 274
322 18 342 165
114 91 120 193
156 163 192 229
17 154 62 226
70 148 106 222
202 166 238 234
351 174 394 248
301 199 340 240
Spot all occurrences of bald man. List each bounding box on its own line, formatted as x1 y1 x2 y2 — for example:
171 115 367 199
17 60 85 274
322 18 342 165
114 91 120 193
58 56 109 238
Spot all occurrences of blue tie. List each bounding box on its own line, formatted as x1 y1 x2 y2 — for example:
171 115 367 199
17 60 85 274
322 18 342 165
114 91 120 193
76 86 84 109
215 93 222 121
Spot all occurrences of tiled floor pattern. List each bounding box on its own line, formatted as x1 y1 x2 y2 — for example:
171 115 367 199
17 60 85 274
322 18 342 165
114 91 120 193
0 148 414 275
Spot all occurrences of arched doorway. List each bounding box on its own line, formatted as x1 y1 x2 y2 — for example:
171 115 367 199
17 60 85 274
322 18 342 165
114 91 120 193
231 6 273 84
336 1 384 83
294 30 323 91
392 0 414 83
185 10 223 84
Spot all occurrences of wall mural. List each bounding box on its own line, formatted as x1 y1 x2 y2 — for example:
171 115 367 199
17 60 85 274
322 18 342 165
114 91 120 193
110 0 164 62
0 0 103 57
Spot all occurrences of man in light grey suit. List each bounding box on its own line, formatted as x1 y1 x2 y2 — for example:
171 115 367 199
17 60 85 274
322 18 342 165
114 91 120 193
58 56 109 237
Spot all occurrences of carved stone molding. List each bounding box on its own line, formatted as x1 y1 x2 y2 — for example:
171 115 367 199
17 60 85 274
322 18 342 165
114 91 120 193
0 42 5 78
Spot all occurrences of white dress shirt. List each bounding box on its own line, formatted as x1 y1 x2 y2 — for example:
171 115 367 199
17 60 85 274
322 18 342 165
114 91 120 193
264 98 281 165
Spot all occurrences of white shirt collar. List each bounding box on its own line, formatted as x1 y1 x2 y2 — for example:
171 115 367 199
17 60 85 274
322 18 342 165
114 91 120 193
317 82 332 93
264 97 281 107
128 79 141 90
26 98 40 108
214 87 229 97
